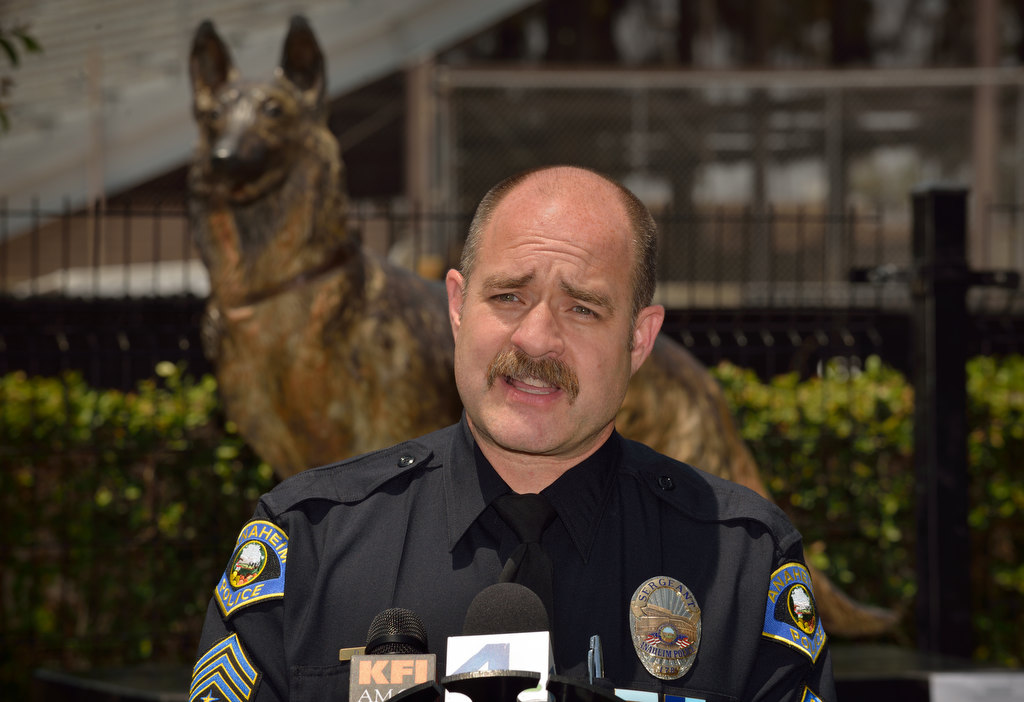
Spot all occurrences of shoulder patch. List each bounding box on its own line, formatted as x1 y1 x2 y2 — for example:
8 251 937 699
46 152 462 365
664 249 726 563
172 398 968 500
761 562 827 662
216 520 288 617
190 633 261 702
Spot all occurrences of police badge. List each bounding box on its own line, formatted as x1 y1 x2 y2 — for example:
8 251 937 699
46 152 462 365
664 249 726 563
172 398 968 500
629 576 702 680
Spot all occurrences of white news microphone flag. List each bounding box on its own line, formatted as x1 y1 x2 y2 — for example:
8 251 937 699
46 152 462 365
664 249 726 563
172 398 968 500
445 630 554 702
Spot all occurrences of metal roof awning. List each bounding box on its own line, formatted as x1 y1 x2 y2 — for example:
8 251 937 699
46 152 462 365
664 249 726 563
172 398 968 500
0 0 534 232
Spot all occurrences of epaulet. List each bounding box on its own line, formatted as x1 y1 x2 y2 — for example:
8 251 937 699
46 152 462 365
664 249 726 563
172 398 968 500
259 433 445 515
620 436 801 554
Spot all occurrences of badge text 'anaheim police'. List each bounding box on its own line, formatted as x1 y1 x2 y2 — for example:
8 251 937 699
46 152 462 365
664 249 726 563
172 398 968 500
216 520 288 617
761 562 826 662
629 576 702 680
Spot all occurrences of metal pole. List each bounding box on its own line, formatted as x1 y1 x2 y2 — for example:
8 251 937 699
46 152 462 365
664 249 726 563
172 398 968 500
910 185 973 658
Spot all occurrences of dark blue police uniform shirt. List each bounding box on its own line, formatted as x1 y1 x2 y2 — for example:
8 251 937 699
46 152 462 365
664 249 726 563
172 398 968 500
192 416 835 702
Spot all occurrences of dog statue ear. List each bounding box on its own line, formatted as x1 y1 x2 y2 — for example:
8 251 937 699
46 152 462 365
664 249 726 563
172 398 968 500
279 15 326 111
190 20 237 93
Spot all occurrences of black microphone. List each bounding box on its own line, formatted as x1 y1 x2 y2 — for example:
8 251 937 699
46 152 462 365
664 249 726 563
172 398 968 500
366 607 429 654
462 581 551 635
349 608 438 702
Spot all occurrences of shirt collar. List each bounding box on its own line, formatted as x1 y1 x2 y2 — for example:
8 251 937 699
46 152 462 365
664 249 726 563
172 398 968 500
443 415 507 551
443 415 620 563
540 432 620 563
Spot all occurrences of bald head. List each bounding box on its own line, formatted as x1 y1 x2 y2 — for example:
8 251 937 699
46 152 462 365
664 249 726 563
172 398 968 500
459 166 658 324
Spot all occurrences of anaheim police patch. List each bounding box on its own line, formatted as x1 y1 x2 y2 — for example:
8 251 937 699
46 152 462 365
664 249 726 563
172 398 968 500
190 633 260 702
761 562 826 662
216 520 288 617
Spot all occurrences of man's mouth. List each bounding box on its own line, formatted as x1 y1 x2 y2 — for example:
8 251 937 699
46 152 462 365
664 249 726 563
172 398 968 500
506 375 559 395
487 348 580 402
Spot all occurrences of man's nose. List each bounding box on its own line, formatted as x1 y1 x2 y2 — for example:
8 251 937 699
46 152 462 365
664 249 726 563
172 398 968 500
510 303 565 358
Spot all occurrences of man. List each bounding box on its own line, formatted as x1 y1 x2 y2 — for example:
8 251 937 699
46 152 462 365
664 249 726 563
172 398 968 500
191 165 835 702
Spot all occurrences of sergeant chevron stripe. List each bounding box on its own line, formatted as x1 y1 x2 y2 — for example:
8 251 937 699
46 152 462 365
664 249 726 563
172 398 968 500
190 633 261 702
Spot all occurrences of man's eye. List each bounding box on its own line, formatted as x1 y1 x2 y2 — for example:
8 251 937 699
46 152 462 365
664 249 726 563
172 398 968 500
572 305 596 317
493 293 519 303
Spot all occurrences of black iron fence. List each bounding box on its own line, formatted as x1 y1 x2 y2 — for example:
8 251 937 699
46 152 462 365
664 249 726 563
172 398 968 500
1 195 1021 385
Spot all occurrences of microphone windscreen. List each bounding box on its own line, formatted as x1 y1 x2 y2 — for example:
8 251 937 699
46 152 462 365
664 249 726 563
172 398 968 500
462 582 550 636
366 607 429 654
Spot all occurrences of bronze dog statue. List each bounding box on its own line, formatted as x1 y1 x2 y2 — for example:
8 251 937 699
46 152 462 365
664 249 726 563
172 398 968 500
188 16 896 637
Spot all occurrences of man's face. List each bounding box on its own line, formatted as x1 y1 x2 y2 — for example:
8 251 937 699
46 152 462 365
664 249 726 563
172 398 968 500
445 171 663 464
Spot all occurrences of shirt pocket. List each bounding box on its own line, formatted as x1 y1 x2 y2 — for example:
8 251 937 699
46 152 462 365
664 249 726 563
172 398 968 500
290 661 351 702
616 680 739 702
660 685 738 702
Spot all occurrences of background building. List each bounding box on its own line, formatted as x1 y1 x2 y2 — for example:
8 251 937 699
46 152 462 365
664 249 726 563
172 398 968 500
1 0 1023 309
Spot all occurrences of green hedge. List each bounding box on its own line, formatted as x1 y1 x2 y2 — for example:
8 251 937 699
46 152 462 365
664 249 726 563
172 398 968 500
0 362 277 695
714 354 1024 666
0 355 1021 696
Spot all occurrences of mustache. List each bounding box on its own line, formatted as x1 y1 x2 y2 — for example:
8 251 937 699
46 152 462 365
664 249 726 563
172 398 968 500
486 348 580 403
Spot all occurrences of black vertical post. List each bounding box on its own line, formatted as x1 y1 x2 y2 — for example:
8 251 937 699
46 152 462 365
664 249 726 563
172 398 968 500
910 185 973 658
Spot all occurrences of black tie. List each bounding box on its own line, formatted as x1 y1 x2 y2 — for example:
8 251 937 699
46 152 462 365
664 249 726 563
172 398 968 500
493 493 557 621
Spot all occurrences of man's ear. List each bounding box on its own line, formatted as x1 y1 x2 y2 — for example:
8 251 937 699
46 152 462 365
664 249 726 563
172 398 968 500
629 304 665 374
445 269 465 339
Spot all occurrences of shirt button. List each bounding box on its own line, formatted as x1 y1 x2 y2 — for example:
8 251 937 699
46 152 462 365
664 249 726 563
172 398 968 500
658 475 675 491
397 455 415 467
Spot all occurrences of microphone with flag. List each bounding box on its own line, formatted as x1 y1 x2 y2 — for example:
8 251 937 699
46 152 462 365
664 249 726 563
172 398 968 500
441 583 620 702
349 607 438 702
443 583 553 702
